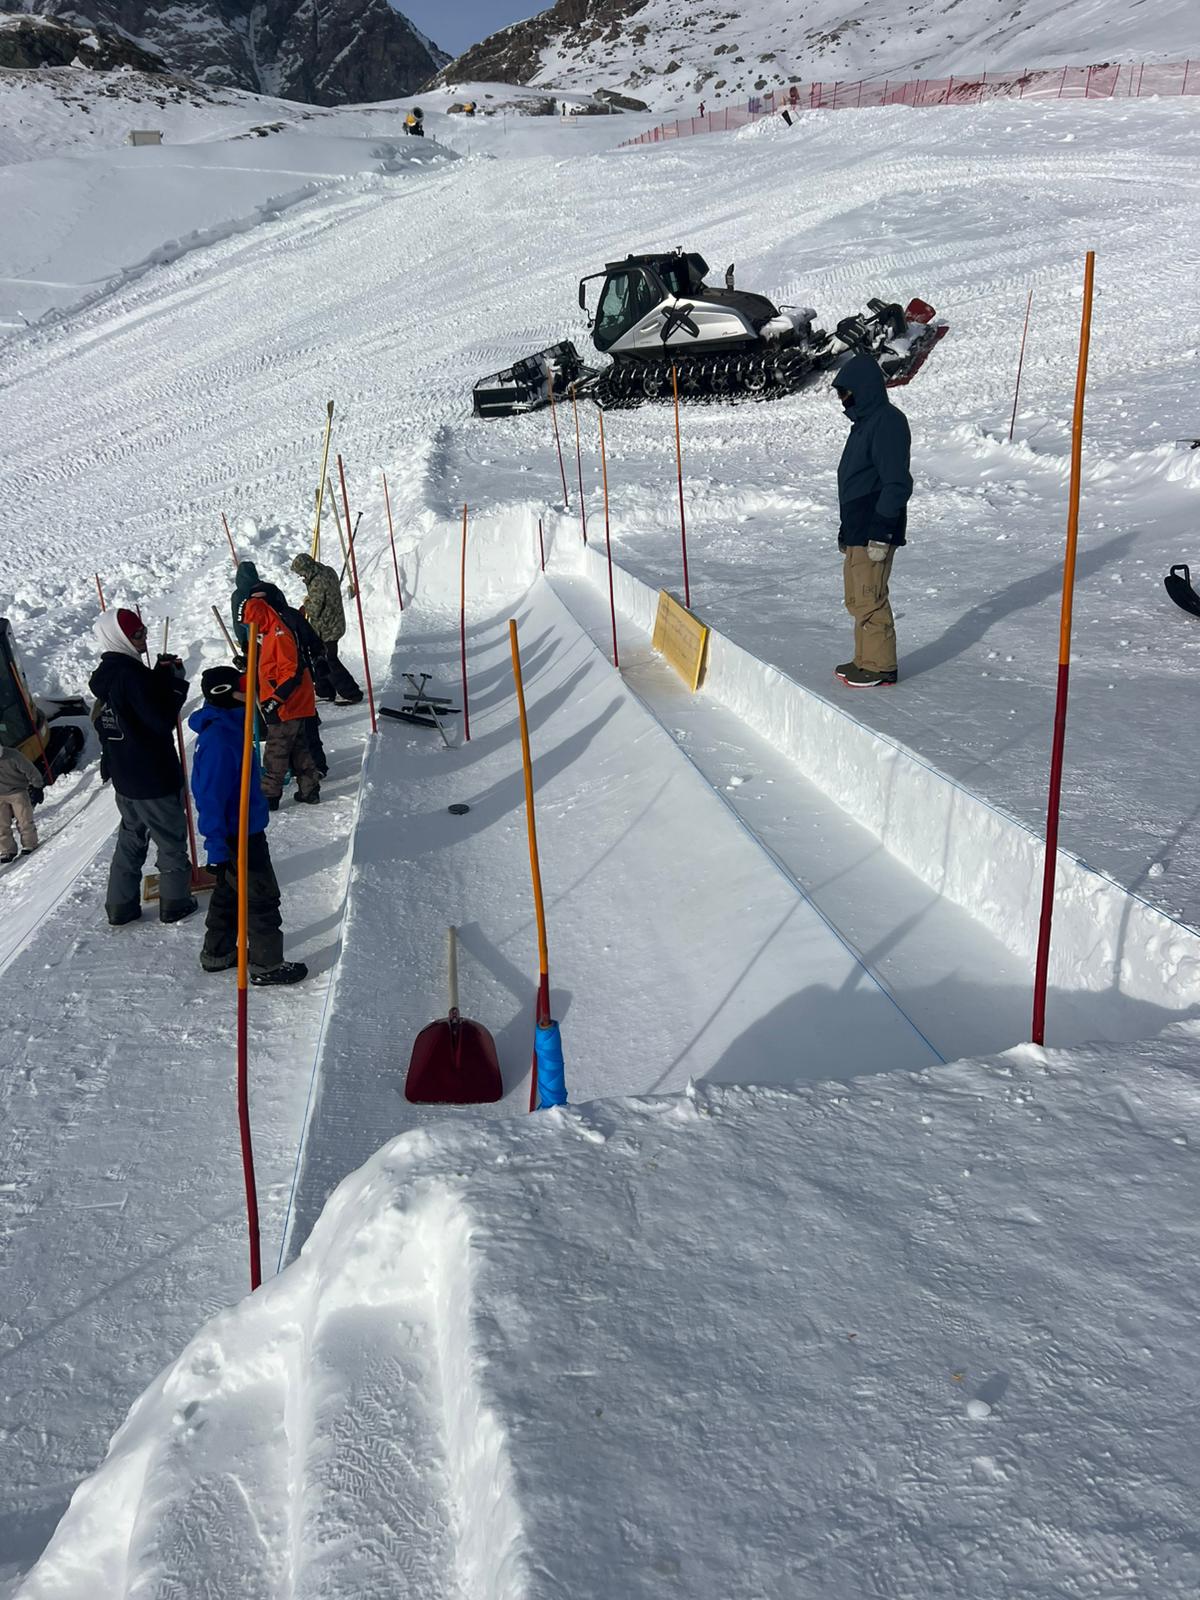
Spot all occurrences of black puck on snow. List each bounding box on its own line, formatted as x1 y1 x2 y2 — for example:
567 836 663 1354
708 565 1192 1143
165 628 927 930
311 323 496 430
448 803 471 816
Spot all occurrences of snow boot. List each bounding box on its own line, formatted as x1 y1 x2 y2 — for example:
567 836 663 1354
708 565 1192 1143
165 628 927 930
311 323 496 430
250 960 309 987
200 949 238 973
835 661 856 678
267 796 281 812
107 902 142 926
293 789 320 805
838 665 897 688
0 853 15 866
160 896 200 924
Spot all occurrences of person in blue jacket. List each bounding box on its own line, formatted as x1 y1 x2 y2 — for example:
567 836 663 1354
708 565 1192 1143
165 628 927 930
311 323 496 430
189 665 307 986
832 353 913 687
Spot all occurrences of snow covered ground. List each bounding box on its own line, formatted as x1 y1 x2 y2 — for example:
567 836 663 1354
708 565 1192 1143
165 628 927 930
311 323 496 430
2 68 1200 1597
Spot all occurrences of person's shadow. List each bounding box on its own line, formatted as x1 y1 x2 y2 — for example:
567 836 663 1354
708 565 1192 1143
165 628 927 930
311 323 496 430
901 531 1134 679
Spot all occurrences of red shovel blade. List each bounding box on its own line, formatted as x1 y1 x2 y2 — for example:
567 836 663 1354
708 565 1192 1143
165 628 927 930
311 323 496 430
405 1010 503 1105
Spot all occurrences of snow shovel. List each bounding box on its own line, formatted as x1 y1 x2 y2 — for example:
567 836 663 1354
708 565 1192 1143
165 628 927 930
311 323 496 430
405 927 503 1104
1164 564 1200 619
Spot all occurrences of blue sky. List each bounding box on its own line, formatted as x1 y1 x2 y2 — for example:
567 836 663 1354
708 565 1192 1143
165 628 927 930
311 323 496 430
399 1 545 57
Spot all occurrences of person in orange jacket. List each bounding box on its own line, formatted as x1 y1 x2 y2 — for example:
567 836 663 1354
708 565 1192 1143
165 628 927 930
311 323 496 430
238 592 321 810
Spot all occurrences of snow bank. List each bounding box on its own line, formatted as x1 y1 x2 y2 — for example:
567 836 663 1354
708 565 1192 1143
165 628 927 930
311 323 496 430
559 537 1200 1012
22 1022 1200 1597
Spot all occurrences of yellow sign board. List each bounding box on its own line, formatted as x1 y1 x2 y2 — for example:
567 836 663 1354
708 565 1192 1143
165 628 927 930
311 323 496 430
652 590 710 692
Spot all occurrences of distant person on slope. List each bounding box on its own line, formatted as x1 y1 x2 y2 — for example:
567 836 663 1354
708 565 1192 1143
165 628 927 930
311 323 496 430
189 666 307 986
89 608 197 924
0 741 44 864
832 353 913 687
236 590 321 810
291 552 363 705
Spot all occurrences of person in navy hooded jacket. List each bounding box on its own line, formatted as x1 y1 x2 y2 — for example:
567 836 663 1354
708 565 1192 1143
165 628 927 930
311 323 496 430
832 352 913 687
189 666 307 987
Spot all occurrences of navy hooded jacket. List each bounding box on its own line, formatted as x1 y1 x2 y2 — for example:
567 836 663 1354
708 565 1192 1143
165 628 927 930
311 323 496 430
834 353 913 547
188 702 269 865
231 561 291 648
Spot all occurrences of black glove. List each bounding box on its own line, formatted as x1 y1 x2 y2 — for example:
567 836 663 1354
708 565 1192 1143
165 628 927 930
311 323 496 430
232 655 247 674
29 786 44 808
261 698 282 724
155 653 186 677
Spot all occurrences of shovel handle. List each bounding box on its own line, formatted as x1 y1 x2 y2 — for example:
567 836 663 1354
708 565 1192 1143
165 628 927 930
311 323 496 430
447 925 459 1014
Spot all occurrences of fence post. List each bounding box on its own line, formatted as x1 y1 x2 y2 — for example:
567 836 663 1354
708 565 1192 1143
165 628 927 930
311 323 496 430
1058 65 1068 98
857 77 864 106
1084 65 1094 98
1183 60 1192 95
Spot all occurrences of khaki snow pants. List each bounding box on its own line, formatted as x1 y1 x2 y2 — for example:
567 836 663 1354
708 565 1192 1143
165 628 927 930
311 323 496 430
0 789 37 854
842 545 897 673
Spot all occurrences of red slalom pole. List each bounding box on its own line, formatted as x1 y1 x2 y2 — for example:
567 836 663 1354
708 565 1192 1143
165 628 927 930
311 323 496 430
1032 252 1095 1045
671 365 692 608
1008 287 1034 442
342 502 376 732
237 621 262 1291
537 515 546 573
571 384 588 543
173 718 206 888
597 411 620 669
459 504 472 742
548 371 570 510
382 471 404 611
222 513 239 567
95 574 106 611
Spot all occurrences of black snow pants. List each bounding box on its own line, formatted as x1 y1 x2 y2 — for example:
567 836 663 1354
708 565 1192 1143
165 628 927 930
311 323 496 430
203 831 285 974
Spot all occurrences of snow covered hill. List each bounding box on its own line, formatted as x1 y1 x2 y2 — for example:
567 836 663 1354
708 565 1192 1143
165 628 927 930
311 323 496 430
21 1030 1200 1599
7 0 448 105
3 54 1200 1600
437 0 1200 109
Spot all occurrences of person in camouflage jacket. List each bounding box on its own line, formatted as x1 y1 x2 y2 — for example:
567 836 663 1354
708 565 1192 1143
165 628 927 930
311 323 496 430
290 553 362 704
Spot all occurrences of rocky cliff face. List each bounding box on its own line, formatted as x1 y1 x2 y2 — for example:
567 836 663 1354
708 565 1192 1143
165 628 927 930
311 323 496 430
0 10 165 70
10 0 448 104
434 0 650 92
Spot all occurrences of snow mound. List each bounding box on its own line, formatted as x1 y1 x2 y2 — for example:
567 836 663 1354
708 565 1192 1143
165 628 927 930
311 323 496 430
22 1027 1200 1598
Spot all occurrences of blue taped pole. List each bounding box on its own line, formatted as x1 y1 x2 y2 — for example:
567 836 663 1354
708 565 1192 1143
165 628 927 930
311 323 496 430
535 1020 567 1108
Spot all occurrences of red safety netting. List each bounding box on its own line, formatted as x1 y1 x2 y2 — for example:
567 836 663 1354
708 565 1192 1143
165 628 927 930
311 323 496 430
622 61 1198 146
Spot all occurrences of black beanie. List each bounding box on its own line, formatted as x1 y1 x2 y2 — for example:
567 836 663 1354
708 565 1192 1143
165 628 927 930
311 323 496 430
201 665 244 703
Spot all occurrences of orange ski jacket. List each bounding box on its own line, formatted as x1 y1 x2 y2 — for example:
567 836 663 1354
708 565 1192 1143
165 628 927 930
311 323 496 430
239 597 316 721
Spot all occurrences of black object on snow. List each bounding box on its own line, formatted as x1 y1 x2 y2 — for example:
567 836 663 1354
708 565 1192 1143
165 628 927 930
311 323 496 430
1164 564 1200 618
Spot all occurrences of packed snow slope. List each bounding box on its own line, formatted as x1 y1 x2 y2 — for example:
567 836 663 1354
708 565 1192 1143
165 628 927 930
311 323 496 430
23 1026 1200 1599
437 0 1200 110
3 72 1200 1597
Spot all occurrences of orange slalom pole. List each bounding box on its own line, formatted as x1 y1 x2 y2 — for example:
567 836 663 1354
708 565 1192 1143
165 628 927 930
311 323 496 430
1008 287 1034 442
548 371 570 509
1031 252 1095 1046
95 574 106 611
338 459 377 735
671 364 692 609
509 619 550 1111
571 385 588 543
598 411 620 668
382 471 404 611
459 504 471 742
222 513 239 567
237 622 263 1291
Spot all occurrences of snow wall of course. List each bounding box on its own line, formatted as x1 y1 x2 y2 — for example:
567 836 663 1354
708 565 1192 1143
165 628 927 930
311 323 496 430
556 528 1200 1014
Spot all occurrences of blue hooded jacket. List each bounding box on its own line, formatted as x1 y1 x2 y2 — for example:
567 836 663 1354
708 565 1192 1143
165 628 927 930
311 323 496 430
188 702 269 865
834 353 913 547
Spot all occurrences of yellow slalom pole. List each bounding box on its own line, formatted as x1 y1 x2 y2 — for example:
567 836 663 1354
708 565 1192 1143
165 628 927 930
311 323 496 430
310 400 335 560
509 620 551 1111
1031 251 1095 1045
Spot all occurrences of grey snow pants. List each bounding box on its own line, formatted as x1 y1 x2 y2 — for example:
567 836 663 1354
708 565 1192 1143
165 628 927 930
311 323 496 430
107 790 191 914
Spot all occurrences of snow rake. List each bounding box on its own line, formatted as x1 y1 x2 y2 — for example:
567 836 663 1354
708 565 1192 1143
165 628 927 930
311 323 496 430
405 927 503 1105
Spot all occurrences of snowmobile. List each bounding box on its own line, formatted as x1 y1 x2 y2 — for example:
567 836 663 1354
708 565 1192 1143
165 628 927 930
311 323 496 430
0 618 86 780
472 248 947 417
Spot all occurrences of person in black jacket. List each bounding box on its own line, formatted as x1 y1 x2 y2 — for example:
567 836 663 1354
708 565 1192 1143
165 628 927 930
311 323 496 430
832 353 913 687
89 608 197 926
